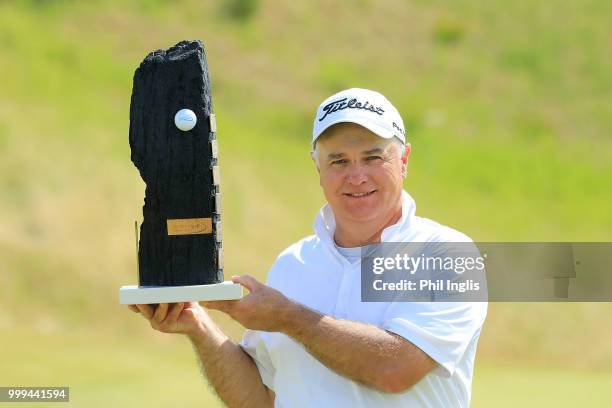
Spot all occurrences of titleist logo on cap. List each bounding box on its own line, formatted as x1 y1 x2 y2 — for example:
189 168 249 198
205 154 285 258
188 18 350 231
393 122 405 135
318 97 385 122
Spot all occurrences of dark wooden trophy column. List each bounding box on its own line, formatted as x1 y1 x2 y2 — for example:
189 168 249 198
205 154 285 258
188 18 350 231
119 40 241 304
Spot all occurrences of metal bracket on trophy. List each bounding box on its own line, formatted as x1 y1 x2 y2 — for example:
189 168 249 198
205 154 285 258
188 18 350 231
119 40 242 304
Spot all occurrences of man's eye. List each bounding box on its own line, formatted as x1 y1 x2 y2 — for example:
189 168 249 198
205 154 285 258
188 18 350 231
366 156 382 161
331 159 348 165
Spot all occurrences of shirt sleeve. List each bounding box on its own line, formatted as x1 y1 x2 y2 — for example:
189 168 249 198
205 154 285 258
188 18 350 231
381 301 487 377
239 329 276 390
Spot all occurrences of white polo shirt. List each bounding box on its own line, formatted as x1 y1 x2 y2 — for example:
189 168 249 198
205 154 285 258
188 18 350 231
241 190 487 407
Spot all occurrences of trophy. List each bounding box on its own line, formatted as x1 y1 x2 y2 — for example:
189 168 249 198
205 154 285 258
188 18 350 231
119 40 242 304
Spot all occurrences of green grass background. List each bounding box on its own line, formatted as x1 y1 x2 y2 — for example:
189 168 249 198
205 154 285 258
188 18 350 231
0 0 611 406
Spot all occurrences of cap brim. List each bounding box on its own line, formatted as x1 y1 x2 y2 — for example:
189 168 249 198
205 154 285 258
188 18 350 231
312 118 397 147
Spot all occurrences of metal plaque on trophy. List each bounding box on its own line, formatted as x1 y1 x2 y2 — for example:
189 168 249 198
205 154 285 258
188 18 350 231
119 40 242 304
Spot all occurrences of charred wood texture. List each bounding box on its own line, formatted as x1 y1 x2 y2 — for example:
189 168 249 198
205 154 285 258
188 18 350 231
129 40 222 286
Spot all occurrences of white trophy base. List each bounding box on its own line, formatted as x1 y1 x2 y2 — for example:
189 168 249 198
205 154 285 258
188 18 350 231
119 281 243 304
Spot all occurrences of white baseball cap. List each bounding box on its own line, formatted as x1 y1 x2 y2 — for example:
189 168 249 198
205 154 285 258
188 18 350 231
312 88 406 147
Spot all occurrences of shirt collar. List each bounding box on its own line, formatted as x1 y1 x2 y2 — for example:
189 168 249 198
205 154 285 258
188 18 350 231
313 190 417 247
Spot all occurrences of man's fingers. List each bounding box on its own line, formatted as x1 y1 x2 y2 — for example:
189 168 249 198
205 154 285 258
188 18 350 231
153 303 169 323
167 302 184 323
231 274 260 292
202 300 235 313
201 301 222 310
135 304 154 320
127 305 140 313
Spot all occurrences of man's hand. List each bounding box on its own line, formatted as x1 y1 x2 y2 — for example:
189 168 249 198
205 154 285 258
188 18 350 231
127 301 209 337
202 275 292 332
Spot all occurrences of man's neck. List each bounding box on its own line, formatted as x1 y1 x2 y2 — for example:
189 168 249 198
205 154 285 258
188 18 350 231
333 203 403 248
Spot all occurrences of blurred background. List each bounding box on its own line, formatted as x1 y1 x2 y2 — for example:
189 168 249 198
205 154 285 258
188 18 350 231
1 0 611 406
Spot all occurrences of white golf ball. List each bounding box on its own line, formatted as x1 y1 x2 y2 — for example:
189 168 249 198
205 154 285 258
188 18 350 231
174 109 197 131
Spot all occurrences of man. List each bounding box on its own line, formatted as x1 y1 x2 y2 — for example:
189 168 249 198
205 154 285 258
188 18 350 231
128 88 487 407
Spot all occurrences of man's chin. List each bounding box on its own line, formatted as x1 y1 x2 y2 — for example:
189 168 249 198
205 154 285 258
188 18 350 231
343 207 380 223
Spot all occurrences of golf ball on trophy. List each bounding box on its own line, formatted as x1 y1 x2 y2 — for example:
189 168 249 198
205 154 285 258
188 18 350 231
174 108 197 131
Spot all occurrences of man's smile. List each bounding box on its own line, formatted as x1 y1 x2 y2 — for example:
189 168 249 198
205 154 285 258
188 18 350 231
343 189 378 198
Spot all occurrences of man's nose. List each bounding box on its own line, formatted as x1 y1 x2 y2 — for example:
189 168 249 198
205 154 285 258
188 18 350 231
346 163 368 185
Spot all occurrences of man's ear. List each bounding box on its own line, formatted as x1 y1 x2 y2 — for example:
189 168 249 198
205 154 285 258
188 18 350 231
310 151 320 174
401 143 411 178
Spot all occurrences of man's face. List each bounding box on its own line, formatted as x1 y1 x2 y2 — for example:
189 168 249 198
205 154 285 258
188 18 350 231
313 123 410 225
